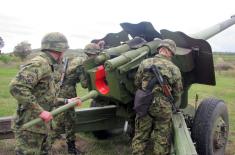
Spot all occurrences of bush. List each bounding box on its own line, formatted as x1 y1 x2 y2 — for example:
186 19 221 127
0 54 12 64
214 63 233 71
13 41 32 60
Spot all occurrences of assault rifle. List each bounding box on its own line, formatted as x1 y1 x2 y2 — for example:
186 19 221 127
150 65 178 113
59 57 69 87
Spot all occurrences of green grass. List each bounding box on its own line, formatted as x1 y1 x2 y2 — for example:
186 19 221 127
213 53 235 64
0 67 18 116
188 71 235 146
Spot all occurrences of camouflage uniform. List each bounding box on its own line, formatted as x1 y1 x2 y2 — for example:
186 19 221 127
83 43 101 57
10 32 69 155
79 42 101 89
132 40 183 155
10 52 59 155
52 43 99 155
52 56 86 142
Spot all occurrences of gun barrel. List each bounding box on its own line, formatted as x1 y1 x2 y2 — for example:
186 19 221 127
190 15 235 40
22 90 98 129
95 43 131 64
104 39 161 71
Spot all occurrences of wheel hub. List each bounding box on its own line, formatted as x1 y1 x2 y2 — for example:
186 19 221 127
213 117 228 149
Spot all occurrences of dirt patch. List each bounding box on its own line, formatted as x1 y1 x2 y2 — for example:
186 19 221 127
0 136 90 155
225 135 235 155
0 134 235 155
0 139 15 155
51 135 90 155
225 140 235 155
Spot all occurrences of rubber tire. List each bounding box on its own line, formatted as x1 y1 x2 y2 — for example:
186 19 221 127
192 98 229 155
90 100 112 140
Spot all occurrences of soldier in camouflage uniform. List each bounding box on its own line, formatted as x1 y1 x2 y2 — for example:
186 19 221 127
132 39 183 155
83 43 101 57
9 32 81 155
52 56 87 155
52 42 100 154
80 42 102 88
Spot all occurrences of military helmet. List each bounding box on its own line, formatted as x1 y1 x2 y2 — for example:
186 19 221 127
158 39 176 55
84 43 100 55
41 32 69 52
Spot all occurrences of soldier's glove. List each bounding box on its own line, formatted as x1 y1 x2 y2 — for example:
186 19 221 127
66 97 82 106
39 111 53 123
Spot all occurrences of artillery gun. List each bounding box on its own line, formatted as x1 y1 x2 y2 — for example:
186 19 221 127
1 15 235 155
78 16 235 155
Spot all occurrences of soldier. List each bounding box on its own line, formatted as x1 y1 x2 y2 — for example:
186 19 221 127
10 32 81 155
52 56 86 155
97 40 105 50
52 42 101 154
132 39 183 155
84 42 101 58
81 42 102 88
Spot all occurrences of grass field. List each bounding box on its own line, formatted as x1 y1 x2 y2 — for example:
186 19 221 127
0 66 19 116
0 53 235 154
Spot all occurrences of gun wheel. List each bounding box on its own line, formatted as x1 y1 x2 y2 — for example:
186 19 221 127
192 98 229 155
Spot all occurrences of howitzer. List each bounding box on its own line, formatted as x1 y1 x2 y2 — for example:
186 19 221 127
94 36 147 65
2 15 235 155
94 43 131 64
79 15 234 155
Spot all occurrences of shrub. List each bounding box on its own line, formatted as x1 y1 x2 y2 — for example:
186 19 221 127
0 54 12 64
13 41 32 60
214 63 233 71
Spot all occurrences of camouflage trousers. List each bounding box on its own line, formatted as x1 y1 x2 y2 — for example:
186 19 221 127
132 96 172 155
51 108 76 142
15 130 51 155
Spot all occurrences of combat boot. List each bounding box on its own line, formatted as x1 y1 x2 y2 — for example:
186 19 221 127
67 140 82 155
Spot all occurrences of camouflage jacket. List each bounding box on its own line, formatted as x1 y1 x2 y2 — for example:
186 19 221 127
58 56 87 99
135 54 183 103
10 52 59 133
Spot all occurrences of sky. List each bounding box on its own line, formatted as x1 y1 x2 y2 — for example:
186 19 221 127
0 0 235 53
